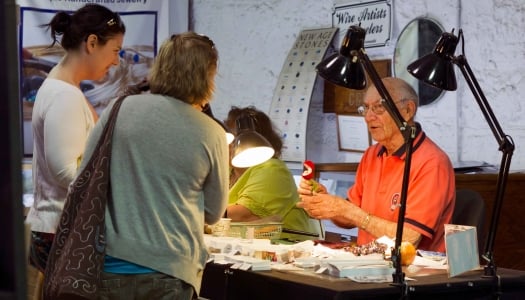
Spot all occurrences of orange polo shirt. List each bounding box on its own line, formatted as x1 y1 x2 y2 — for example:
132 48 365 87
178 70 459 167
348 124 455 252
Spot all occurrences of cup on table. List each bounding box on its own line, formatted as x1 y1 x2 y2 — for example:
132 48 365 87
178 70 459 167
212 218 231 237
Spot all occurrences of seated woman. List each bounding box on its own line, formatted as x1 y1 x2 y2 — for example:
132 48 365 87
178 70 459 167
225 106 320 241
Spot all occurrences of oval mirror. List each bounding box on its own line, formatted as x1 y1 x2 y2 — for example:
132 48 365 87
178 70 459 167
394 18 444 106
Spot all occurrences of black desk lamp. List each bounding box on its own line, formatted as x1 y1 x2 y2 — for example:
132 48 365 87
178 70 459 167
407 29 515 277
316 25 416 285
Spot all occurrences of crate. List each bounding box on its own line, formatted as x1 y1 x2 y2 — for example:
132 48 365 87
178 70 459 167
227 222 282 240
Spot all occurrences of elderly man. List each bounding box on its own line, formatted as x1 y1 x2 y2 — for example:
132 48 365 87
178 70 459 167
297 77 455 252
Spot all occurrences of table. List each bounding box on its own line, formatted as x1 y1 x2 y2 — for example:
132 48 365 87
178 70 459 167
200 262 525 300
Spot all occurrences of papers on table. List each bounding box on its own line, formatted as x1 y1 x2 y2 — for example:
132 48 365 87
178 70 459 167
210 254 272 271
320 257 394 278
204 233 476 281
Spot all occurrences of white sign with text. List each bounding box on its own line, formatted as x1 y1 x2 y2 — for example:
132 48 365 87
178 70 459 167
332 0 392 48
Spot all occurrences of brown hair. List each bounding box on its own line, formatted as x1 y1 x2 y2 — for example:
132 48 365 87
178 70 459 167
42 4 125 50
225 106 283 158
149 32 218 106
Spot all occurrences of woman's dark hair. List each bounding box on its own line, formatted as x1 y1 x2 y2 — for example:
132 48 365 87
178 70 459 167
42 4 126 50
225 106 283 158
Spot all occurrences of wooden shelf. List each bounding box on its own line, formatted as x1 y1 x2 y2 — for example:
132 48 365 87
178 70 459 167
456 172 525 271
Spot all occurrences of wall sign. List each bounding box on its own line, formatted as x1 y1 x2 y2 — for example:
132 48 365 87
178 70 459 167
332 0 392 48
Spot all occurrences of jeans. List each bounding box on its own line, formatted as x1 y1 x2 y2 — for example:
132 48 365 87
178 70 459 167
98 271 195 300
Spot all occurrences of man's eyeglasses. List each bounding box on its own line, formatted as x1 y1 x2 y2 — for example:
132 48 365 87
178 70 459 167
357 99 407 116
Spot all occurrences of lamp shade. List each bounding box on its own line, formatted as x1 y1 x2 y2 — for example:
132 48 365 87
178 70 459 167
407 31 459 91
231 115 274 168
225 132 235 145
316 25 367 89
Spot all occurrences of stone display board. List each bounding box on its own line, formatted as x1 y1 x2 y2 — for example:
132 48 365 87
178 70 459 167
269 27 338 162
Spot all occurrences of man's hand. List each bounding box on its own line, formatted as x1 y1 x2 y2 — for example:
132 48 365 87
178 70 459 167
297 177 326 196
297 192 352 220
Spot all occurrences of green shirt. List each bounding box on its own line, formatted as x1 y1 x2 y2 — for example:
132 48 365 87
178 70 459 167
229 158 320 240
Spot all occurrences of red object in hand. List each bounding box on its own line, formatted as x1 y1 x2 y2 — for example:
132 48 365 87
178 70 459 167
302 160 315 180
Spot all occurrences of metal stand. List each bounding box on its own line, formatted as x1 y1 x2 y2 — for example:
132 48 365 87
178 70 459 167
451 31 515 276
355 41 416 287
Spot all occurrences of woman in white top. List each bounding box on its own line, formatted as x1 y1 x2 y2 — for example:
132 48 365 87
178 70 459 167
26 3 126 277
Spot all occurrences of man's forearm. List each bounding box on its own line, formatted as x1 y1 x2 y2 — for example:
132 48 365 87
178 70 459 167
331 207 422 246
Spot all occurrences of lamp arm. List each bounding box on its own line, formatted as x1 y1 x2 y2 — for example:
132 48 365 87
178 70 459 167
483 149 513 276
391 128 415 287
356 49 410 135
455 55 513 148
355 48 417 287
454 54 515 277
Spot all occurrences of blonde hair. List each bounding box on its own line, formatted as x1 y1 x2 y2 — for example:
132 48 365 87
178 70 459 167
149 32 218 106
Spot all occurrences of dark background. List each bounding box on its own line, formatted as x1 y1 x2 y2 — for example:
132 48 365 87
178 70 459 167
0 0 27 299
